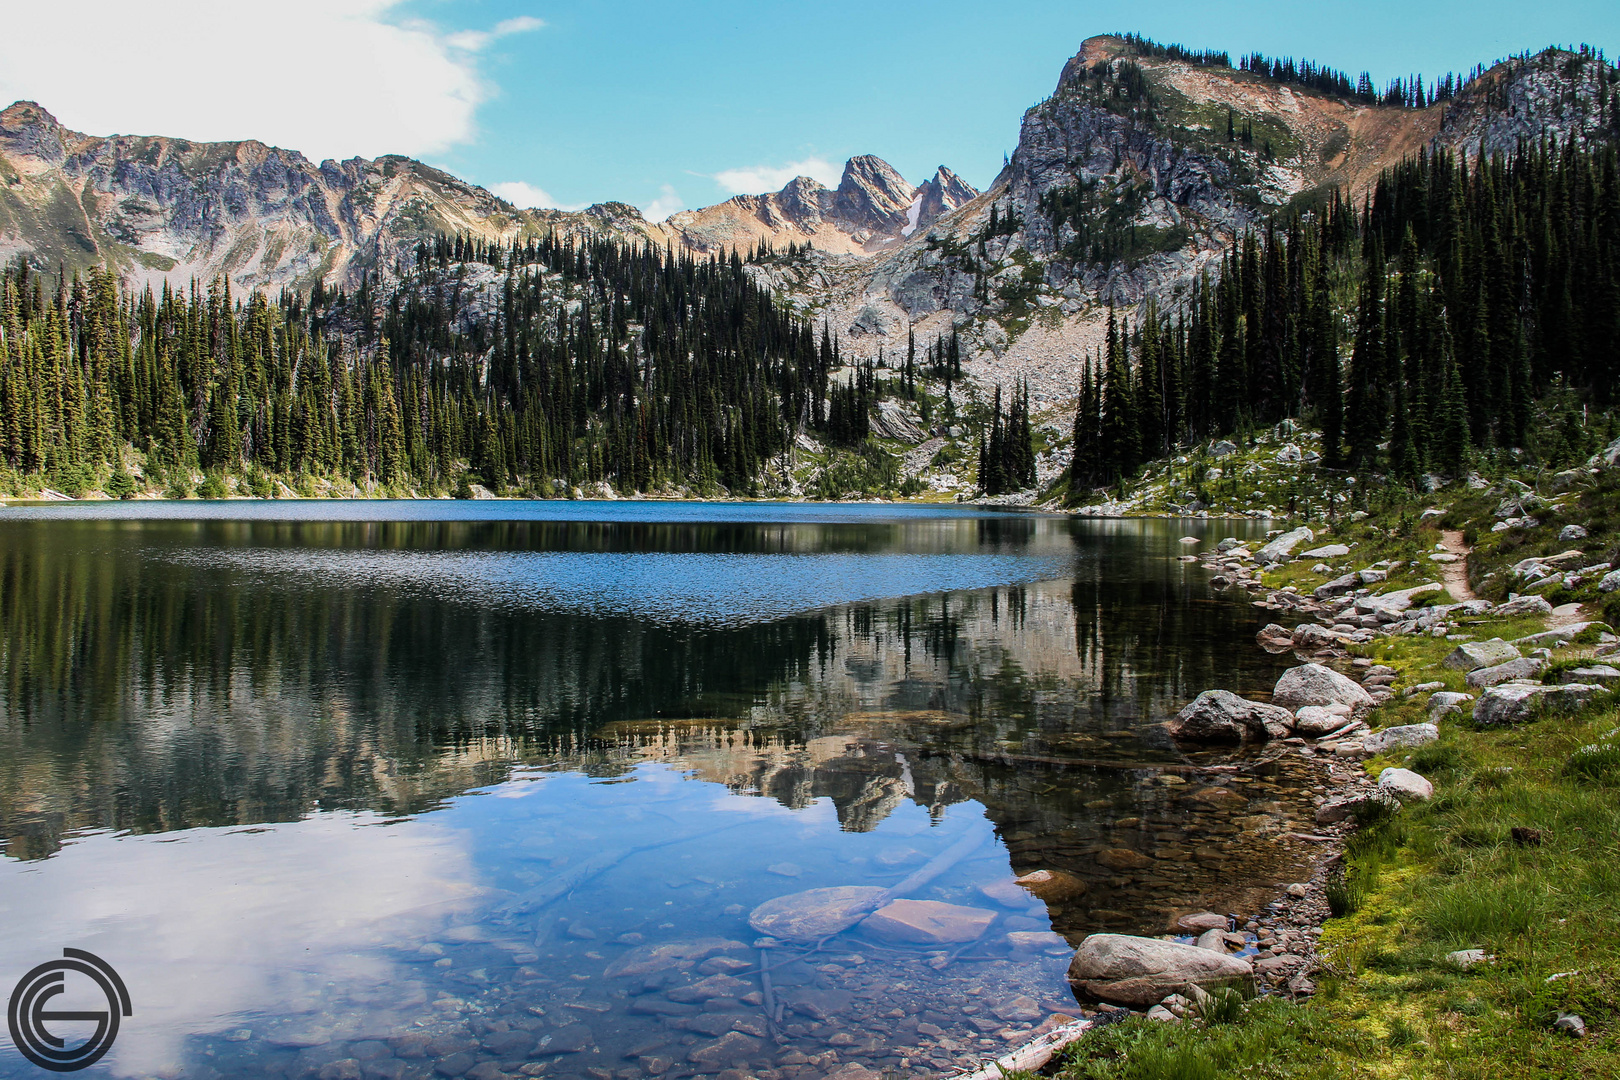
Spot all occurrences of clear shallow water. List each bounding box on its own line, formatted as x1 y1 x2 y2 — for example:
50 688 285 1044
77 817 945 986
0 502 1317 1080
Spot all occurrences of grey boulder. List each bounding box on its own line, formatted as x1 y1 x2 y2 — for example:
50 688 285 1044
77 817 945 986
1377 767 1434 802
1363 723 1439 754
1168 690 1295 742
1466 657 1546 688
1255 526 1314 566
1272 664 1374 712
1068 933 1252 1006
1473 683 1603 726
1443 638 1521 672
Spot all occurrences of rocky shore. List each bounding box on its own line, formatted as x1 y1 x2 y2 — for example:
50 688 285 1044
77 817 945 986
953 518 1619 1072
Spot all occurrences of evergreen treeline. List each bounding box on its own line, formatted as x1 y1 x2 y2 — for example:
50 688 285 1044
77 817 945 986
0 231 1038 498
1072 137 1620 490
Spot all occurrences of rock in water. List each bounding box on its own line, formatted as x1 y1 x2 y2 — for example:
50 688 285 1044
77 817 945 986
1272 664 1373 712
1068 934 1252 1006
859 899 996 944
605 937 750 977
747 886 887 943
1293 705 1351 737
1012 869 1089 902
1256 623 1295 653
1168 690 1295 741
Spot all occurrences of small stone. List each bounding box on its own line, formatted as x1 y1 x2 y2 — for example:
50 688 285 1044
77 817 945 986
1285 883 1308 898
1095 848 1155 871
767 862 803 877
991 994 1043 1023
1362 723 1439 754
1447 949 1490 969
1554 1013 1587 1038
1145 1005 1177 1022
1377 767 1434 802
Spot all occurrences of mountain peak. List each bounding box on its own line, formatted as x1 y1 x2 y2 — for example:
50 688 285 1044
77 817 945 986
833 155 915 234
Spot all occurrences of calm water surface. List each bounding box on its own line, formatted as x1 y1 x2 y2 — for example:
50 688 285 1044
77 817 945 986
0 502 1315 1079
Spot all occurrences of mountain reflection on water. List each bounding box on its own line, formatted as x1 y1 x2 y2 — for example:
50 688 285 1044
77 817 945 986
0 504 1319 1080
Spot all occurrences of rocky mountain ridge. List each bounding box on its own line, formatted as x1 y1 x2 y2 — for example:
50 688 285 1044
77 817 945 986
0 100 975 292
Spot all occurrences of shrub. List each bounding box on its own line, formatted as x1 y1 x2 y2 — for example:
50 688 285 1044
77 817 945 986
197 473 228 499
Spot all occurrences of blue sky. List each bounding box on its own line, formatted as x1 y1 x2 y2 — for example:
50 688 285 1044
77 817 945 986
2 0 1616 219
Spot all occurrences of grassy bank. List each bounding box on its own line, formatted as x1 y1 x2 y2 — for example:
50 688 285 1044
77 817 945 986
1043 456 1620 1077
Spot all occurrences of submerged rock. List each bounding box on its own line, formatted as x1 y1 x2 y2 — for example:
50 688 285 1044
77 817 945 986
605 937 750 977
1012 869 1089 902
1068 934 1252 1006
860 898 996 945
747 886 886 943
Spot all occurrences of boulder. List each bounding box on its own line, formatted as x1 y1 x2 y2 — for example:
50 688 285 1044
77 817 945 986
748 886 886 942
1378 768 1434 802
1590 435 1620 468
1474 683 1602 726
1556 665 1620 686
1175 912 1229 934
1194 928 1228 952
1294 705 1353 737
1013 869 1089 902
1443 638 1521 672
1292 623 1348 651
1068 934 1252 1006
1168 690 1295 742
1256 623 1295 652
1514 622 1611 648
1255 526 1314 566
1363 723 1440 755
1466 657 1546 688
1497 595 1553 617
1301 544 1351 559
1558 524 1589 541
1599 570 1620 593
860 899 996 945
1272 664 1374 712
1210 440 1238 458
1429 691 1474 718
1314 572 1361 599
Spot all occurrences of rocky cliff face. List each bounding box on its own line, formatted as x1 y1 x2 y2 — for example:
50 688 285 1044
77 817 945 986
769 38 1616 411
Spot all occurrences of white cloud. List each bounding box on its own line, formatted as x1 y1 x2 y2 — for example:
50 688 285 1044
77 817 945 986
642 184 686 223
712 157 843 195
489 180 587 212
446 15 546 53
0 1 545 162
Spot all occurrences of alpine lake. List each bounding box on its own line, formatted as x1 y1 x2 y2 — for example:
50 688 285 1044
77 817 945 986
0 501 1324 1080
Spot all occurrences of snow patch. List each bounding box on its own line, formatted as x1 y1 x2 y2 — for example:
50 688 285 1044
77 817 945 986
900 193 923 237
